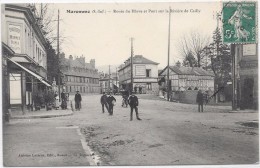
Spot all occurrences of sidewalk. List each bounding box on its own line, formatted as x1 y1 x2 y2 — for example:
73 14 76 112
3 105 94 166
3 122 91 166
10 107 73 119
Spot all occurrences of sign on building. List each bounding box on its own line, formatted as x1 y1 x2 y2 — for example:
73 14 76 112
223 2 256 44
8 24 21 53
135 65 145 76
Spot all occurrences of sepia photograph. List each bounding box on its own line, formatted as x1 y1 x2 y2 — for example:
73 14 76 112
1 0 259 167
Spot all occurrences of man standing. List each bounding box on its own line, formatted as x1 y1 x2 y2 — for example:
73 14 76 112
196 90 204 112
100 92 108 113
74 91 82 111
61 90 67 109
107 92 116 115
128 92 141 121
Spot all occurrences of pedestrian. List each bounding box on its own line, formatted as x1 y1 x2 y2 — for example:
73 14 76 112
122 90 129 107
128 92 141 121
196 90 204 112
74 91 82 111
100 92 108 113
54 91 59 110
61 90 67 109
107 92 116 115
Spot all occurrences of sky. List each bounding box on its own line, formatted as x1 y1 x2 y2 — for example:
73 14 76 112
47 1 221 71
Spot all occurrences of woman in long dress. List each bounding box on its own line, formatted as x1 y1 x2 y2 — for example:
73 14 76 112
54 92 59 110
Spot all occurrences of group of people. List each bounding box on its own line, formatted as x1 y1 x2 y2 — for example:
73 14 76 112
101 91 142 121
54 90 82 111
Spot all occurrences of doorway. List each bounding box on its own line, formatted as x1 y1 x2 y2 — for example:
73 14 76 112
241 78 254 109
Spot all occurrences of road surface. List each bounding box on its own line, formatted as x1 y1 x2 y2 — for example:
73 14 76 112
3 94 259 166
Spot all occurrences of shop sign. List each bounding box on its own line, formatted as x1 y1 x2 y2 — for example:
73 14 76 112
8 24 21 53
135 65 145 76
243 44 256 56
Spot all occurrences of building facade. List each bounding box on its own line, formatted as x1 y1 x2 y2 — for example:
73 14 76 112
99 72 119 94
2 4 50 114
59 54 100 94
118 55 159 94
159 63 215 92
235 44 258 110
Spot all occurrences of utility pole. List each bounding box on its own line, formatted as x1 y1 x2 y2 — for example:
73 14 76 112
231 44 237 110
130 37 134 94
108 65 111 92
116 67 118 92
57 10 61 101
167 7 171 101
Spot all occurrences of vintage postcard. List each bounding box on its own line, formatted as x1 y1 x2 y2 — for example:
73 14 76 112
1 0 259 167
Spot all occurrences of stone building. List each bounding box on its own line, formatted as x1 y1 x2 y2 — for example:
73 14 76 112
2 4 51 114
118 55 159 94
59 54 100 94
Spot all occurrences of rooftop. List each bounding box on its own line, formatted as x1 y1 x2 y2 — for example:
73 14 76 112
160 65 215 77
119 55 159 71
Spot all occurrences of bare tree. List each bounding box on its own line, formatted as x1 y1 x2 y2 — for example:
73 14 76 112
34 4 56 43
178 30 210 67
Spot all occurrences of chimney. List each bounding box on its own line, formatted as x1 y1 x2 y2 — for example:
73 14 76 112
90 59 95 69
176 61 181 68
69 55 73 67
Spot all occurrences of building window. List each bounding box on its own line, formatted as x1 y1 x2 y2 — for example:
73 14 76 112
70 86 72 92
146 69 151 77
147 83 152 90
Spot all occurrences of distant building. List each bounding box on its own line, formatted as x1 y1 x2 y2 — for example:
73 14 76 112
99 72 119 93
159 62 215 92
59 54 100 94
118 55 159 94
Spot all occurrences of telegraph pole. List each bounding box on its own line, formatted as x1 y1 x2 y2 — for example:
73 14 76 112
57 10 61 102
108 65 111 92
231 44 237 110
167 7 171 101
115 67 118 92
130 38 134 94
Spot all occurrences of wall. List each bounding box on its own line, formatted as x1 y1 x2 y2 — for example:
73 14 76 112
171 90 215 105
5 7 47 69
238 44 258 109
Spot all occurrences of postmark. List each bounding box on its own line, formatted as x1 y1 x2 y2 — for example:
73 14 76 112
223 1 257 43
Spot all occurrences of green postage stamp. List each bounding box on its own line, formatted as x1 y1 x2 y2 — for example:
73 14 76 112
223 1 257 43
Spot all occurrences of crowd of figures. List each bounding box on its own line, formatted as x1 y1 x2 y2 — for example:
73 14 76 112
100 91 142 121
30 89 82 111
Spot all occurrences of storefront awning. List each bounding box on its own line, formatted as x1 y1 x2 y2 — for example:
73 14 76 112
7 58 51 87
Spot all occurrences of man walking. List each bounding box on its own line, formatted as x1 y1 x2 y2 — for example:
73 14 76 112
74 91 82 111
128 92 141 121
107 92 116 115
196 90 204 112
100 92 108 113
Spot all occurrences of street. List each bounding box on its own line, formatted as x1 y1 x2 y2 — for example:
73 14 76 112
3 94 259 166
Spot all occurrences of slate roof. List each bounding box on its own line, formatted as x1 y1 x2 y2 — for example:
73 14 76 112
119 55 159 71
132 55 159 65
159 66 215 77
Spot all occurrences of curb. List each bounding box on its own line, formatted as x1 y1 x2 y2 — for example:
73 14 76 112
11 111 74 119
228 110 258 113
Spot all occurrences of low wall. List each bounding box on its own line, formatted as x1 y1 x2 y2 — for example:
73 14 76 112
164 90 216 105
